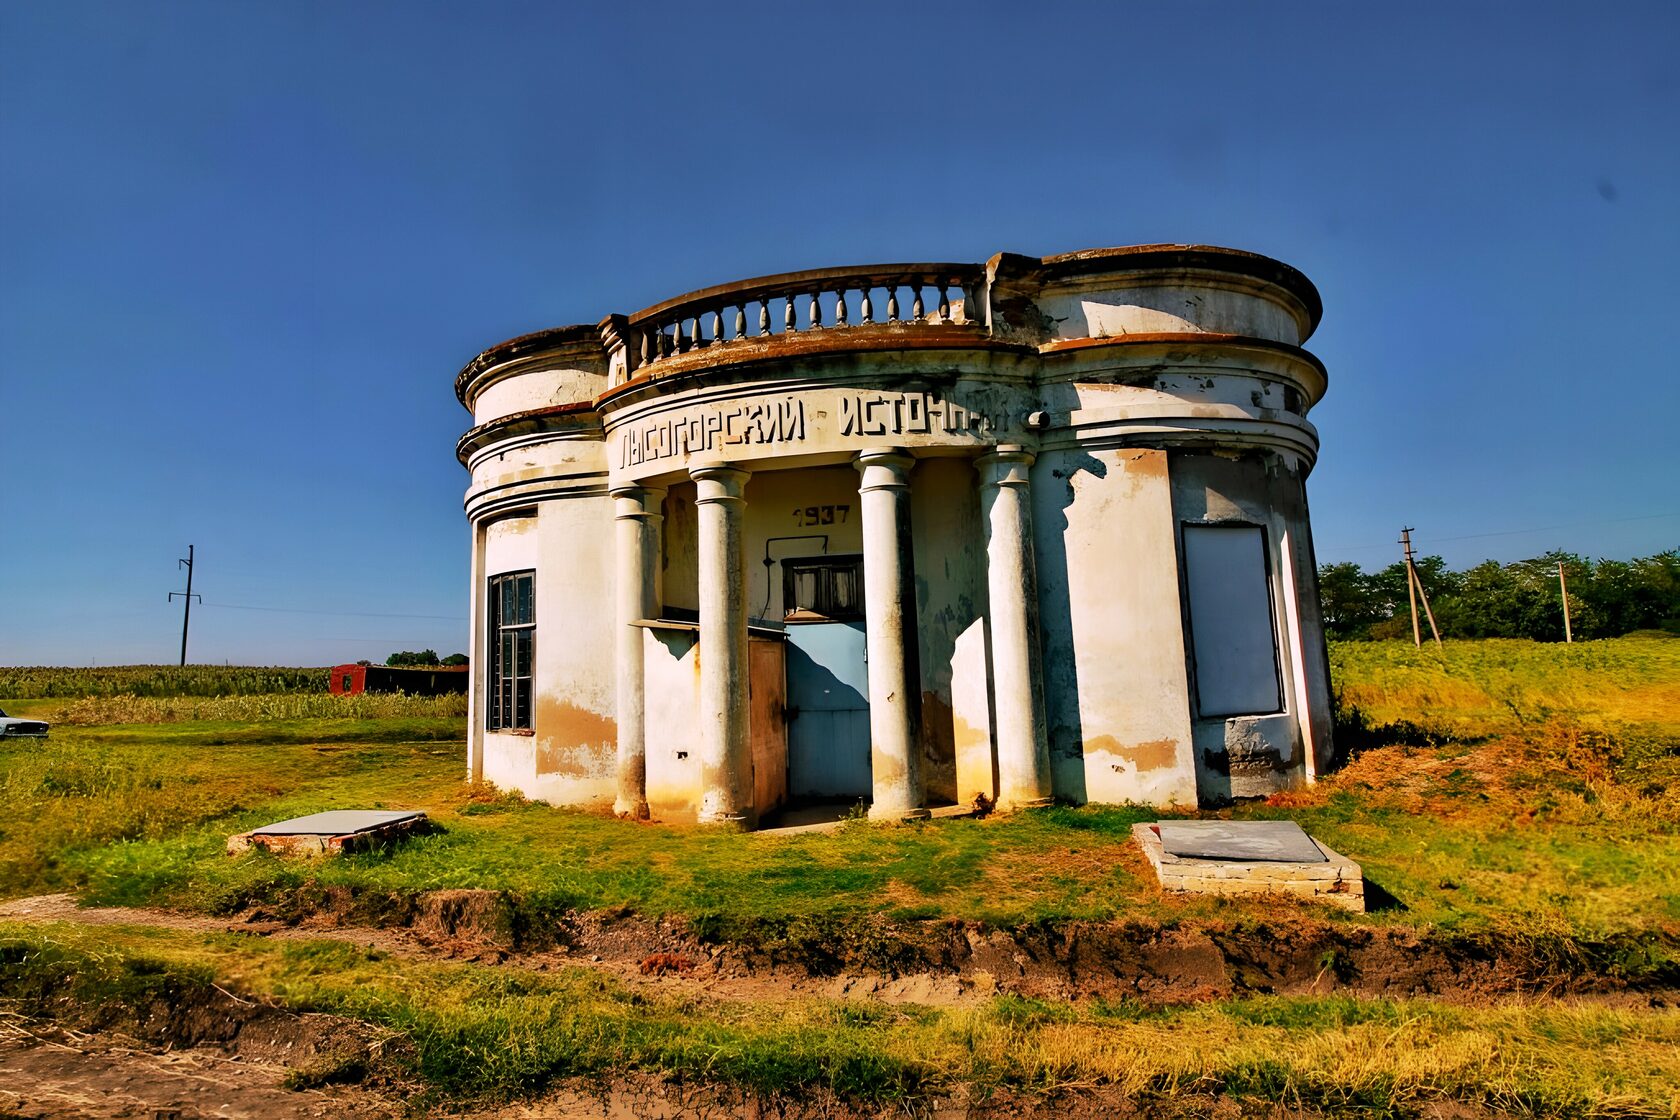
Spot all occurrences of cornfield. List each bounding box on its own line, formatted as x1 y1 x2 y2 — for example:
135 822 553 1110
0 665 328 699
49 691 467 725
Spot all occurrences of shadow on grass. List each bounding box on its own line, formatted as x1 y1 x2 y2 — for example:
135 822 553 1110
1361 879 1406 914
1331 691 1458 767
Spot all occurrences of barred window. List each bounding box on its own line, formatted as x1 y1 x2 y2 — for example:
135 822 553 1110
782 556 864 623
487 570 534 731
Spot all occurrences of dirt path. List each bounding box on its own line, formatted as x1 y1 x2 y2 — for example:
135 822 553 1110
0 1017 399 1120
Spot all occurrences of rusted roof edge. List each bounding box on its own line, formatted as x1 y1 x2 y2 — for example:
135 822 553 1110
454 324 603 409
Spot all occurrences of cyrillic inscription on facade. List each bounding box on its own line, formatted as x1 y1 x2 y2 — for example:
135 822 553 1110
838 392 993 439
618 392 995 468
621 400 808 468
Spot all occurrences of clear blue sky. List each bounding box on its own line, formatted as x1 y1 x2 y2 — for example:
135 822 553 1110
2 1 1675 667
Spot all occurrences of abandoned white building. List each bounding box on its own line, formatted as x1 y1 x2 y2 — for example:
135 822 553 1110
454 244 1334 827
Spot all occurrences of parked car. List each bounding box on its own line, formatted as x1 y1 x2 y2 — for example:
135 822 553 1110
0 706 48 738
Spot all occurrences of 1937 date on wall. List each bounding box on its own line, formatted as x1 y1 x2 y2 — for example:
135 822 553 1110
792 504 850 526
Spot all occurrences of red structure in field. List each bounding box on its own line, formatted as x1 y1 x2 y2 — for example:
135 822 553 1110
329 664 469 696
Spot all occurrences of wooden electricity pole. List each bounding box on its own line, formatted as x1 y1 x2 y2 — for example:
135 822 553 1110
1558 561 1574 643
1400 527 1443 650
169 545 201 667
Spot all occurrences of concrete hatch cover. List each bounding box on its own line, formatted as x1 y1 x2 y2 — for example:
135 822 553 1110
1156 820 1327 863
249 810 424 836
228 809 432 856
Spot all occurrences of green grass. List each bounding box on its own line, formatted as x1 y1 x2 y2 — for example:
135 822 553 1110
1330 633 1680 740
6 721 1675 939
2 636 1677 938
4 920 1675 1115
3 639 1678 1113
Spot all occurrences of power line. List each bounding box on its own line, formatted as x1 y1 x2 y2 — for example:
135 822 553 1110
1319 510 1679 553
201 602 465 622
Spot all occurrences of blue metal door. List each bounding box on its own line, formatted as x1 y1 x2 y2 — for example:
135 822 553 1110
785 621 871 797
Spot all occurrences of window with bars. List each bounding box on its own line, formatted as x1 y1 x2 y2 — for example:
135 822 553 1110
782 556 864 622
487 570 535 731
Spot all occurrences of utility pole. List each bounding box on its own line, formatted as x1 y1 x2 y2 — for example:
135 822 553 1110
1400 527 1443 650
169 545 201 667
1558 561 1574 643
1401 527 1421 647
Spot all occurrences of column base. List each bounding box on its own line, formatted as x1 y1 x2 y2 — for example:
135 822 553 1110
697 810 756 831
868 804 932 823
997 795 1056 812
613 798 650 821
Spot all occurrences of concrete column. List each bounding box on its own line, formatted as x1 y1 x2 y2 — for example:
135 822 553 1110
978 447 1053 809
466 518 487 784
855 449 929 821
611 484 665 819
691 465 754 828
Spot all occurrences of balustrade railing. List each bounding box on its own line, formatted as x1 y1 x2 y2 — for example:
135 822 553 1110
621 264 987 374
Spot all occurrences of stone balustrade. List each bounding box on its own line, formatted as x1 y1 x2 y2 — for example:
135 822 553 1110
620 264 987 374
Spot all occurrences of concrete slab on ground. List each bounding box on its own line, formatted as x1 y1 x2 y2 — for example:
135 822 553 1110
229 810 429 857
1135 821 1364 912
1157 819 1327 863
249 810 424 836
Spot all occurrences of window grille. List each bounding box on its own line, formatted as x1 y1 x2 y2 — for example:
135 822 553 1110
782 556 864 622
487 570 535 730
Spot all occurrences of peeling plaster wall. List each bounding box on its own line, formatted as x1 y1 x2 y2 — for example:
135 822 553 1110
640 628 787 821
660 484 699 617
481 514 539 795
644 627 701 819
527 495 618 805
657 469 869 623
473 492 619 807
1270 465 1334 780
1169 451 1323 801
743 467 865 621
1033 447 1198 807
910 457 987 806
473 365 604 427
468 429 606 515
1036 280 1307 346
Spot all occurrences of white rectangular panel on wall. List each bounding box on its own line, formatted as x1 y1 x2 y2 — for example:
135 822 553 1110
1182 524 1282 718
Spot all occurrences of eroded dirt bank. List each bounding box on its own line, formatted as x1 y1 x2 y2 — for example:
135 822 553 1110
2 893 1669 1119
4 890 1675 1008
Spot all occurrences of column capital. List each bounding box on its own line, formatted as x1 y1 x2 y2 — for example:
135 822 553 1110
610 483 667 518
977 445 1036 489
689 464 750 502
855 448 915 491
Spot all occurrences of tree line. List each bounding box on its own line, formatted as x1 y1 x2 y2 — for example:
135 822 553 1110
1317 549 1679 641
383 650 468 667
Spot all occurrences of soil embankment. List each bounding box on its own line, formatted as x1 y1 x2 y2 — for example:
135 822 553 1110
2 893 1673 1119
4 891 1674 1008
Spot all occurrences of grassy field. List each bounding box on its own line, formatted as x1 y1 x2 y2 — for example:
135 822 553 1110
1330 633 1680 743
0 637 1676 935
1 637 1677 1115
